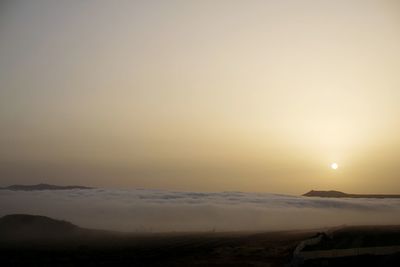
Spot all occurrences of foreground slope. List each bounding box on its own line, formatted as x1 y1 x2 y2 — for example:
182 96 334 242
0 214 314 267
2 214 400 266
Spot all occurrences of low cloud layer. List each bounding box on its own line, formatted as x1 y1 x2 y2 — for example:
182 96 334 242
1 188 400 232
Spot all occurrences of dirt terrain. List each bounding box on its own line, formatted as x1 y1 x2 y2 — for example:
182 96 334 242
0 214 315 266
4 215 400 266
0 230 314 266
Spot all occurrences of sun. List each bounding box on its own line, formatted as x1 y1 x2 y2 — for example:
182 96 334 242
331 162 338 170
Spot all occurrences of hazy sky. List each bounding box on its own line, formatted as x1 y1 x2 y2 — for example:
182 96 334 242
1 0 400 194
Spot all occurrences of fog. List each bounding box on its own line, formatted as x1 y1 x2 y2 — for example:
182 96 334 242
1 188 400 232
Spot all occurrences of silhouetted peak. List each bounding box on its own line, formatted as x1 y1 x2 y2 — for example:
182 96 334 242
0 184 93 191
303 190 400 198
303 190 349 197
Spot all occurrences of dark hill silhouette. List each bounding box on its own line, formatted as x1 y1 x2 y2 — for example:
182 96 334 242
0 214 317 266
2 214 400 266
0 183 93 191
0 214 81 240
303 190 349 198
304 190 400 198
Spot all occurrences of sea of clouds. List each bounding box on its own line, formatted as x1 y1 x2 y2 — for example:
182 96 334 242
1 188 400 232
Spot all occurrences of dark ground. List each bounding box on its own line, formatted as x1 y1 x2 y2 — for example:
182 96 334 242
0 214 318 266
3 215 400 266
0 231 314 267
304 225 400 251
302 253 400 267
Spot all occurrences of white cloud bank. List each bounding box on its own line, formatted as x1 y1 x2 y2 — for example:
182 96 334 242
1 188 400 232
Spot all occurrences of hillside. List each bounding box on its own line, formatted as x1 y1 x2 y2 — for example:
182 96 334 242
303 190 400 199
0 214 82 241
0 183 93 191
0 214 314 266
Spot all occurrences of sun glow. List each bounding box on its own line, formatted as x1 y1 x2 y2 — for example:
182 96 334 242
331 163 338 170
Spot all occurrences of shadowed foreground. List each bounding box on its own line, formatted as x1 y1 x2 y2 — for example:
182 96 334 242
3 215 400 266
0 214 314 267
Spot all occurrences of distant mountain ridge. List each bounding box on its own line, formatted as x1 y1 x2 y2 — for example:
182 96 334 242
304 190 400 199
0 183 93 191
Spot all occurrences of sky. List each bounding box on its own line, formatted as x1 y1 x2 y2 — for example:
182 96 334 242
1 0 400 194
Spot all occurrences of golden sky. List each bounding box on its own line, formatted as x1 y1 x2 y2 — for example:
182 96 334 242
1 0 400 194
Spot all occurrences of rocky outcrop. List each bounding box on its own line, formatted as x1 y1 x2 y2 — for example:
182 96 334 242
303 190 400 198
0 183 93 191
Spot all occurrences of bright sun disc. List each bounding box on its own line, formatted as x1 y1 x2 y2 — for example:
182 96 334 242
331 163 338 170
